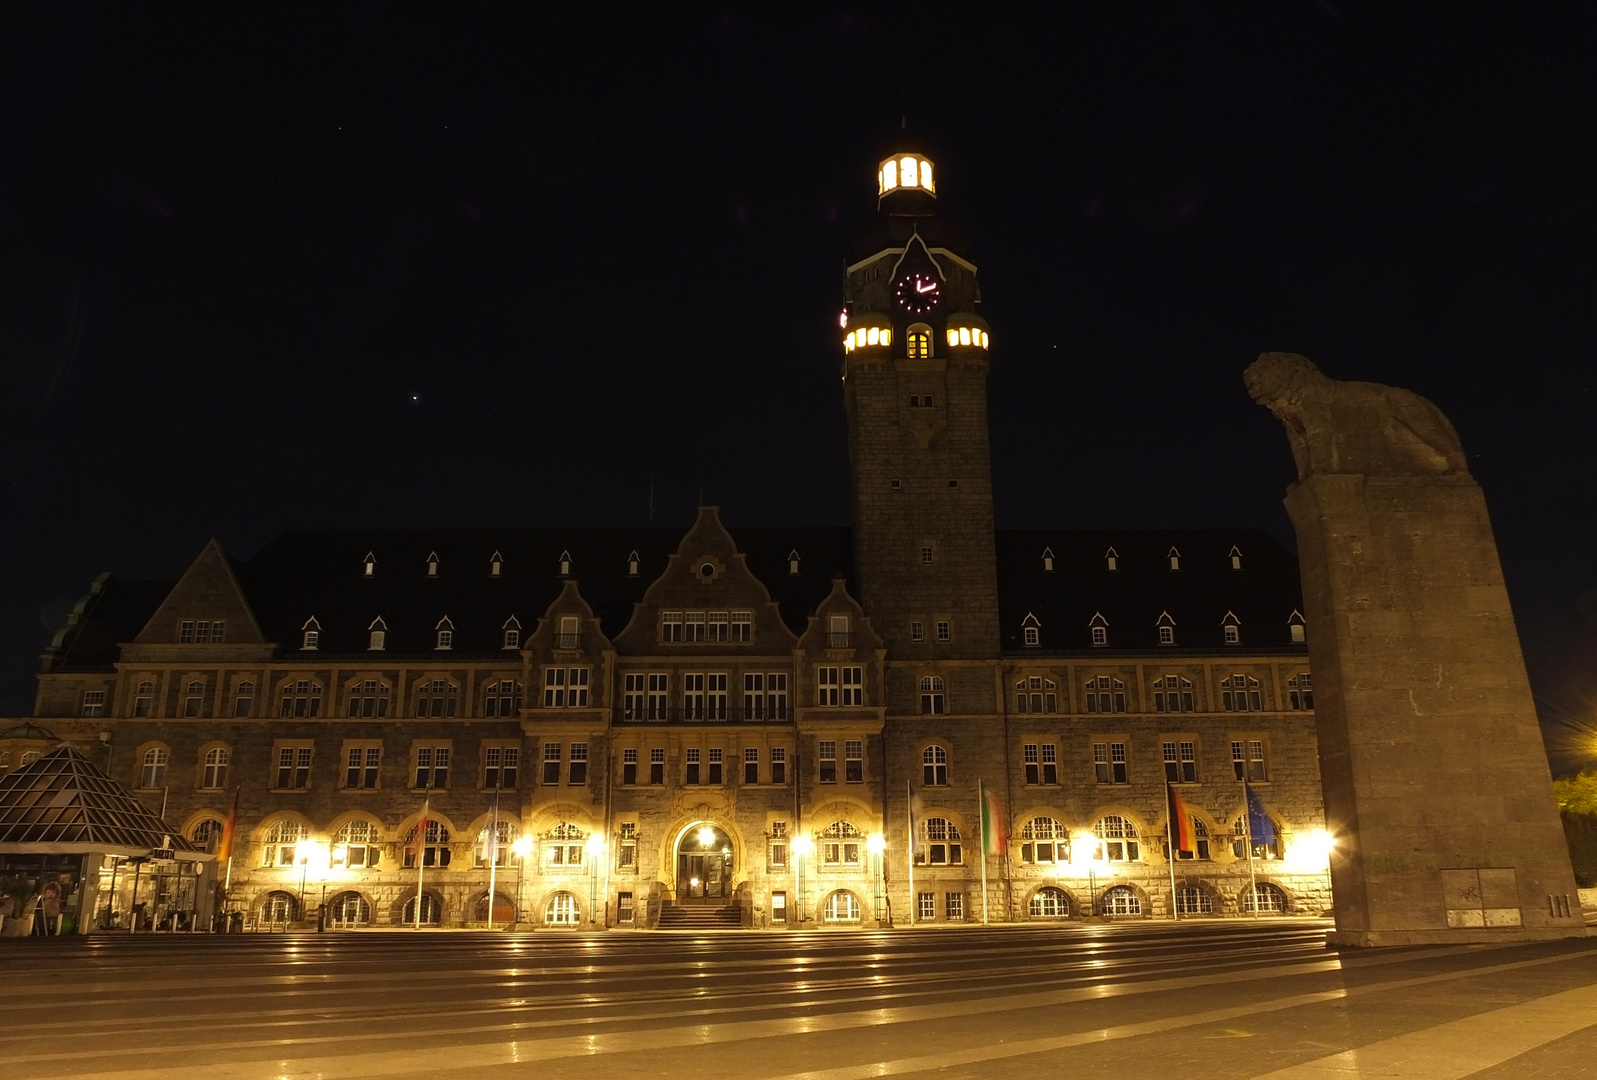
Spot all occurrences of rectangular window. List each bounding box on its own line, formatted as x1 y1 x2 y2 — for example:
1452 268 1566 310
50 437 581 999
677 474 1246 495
81 690 106 717
618 892 635 922
1024 743 1038 785
647 674 668 719
706 673 728 720
543 667 589 707
685 611 706 642
414 746 450 789
708 611 729 642
619 822 637 869
708 747 723 785
946 892 964 920
543 743 562 785
1163 740 1198 783
274 745 313 790
845 740 864 783
1289 673 1314 710
731 611 752 642
818 740 837 784
178 621 194 644
743 673 763 719
1232 739 1267 781
911 620 924 643
660 611 683 642
344 745 381 789
816 667 839 706
1093 741 1128 784
841 667 864 706
569 742 588 785
770 891 787 923
686 747 702 785
769 822 788 868
622 748 638 786
936 621 950 642
624 673 647 720
744 747 759 784
484 746 511 789
767 672 788 720
1041 743 1057 784
649 747 665 785
919 892 936 921
771 746 787 784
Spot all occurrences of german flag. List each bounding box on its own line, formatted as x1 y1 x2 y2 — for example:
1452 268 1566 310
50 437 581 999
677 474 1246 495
216 788 240 860
1166 782 1196 855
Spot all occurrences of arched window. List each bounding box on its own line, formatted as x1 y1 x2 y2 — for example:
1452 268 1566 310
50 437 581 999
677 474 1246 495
546 822 585 867
1166 816 1210 860
1014 676 1057 713
403 820 451 868
404 893 442 926
1021 817 1068 864
414 678 459 718
347 679 390 717
820 821 862 866
546 892 580 925
476 892 516 925
134 679 156 717
919 676 945 715
201 747 229 789
1243 882 1289 913
1101 885 1142 915
327 891 371 928
190 818 225 852
906 325 932 359
922 744 948 785
181 680 206 717
139 747 169 788
923 818 962 865
233 680 254 717
263 819 308 866
477 820 516 867
1029 886 1070 918
1094 816 1140 862
824 890 861 922
1232 817 1283 860
335 819 382 868
260 891 298 926
1176 886 1213 915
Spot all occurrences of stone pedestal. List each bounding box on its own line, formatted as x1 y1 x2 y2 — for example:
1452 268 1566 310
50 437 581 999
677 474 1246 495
1249 352 1583 945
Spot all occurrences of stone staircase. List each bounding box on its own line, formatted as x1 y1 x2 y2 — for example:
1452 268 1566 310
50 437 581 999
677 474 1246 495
656 902 744 930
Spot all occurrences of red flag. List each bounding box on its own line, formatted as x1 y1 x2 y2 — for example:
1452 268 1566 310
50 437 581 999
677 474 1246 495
980 780 1008 855
216 788 240 860
1166 782 1196 855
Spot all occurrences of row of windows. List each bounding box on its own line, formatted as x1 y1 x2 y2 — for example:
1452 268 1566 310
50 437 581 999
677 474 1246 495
659 611 754 643
908 736 1270 788
619 746 790 786
135 741 522 792
297 615 528 653
1041 546 1262 576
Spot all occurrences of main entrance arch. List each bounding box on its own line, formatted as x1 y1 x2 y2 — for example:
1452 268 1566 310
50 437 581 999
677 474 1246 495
675 822 734 904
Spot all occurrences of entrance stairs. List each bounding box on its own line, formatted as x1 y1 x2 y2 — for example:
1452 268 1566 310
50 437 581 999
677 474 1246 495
656 902 744 930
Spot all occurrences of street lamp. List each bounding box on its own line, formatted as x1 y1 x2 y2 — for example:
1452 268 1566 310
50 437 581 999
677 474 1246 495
512 836 534 928
296 840 329 927
866 833 887 927
585 833 606 926
791 835 814 926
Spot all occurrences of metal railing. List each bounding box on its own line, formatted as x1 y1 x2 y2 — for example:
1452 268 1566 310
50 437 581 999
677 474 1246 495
553 633 581 649
825 632 854 648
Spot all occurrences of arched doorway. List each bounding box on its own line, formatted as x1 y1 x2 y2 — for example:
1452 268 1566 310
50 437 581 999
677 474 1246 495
675 822 734 904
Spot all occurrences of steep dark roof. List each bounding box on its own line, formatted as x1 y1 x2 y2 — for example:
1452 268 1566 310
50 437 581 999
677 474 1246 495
41 525 1305 665
997 528 1305 654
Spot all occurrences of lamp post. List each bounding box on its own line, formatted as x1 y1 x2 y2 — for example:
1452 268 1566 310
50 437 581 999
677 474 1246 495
791 835 813 927
511 836 534 928
866 833 886 927
585 833 607 926
297 841 328 929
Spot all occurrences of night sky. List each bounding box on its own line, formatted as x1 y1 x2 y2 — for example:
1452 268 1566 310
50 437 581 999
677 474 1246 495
3 5 1594 766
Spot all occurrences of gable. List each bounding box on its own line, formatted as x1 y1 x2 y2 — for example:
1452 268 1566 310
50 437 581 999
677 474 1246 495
132 540 265 645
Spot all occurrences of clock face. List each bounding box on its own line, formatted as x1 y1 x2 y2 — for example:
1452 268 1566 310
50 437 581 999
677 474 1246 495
894 271 941 314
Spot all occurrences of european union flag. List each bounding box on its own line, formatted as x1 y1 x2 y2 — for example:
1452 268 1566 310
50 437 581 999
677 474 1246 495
1245 782 1277 846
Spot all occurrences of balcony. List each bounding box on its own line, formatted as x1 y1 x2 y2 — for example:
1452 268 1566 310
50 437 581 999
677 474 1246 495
825 632 854 649
553 633 581 649
616 706 793 725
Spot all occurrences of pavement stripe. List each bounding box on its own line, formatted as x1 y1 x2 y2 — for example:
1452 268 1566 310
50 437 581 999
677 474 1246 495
1248 981 1597 1079
32 945 1596 1079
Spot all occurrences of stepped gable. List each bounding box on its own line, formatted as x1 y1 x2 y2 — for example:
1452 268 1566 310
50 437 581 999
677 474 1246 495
995 528 1305 653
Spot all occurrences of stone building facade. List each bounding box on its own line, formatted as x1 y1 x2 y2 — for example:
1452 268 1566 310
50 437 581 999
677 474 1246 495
13 149 1332 929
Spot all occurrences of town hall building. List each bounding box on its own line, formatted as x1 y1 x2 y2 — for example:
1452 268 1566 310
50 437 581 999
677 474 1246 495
12 148 1333 930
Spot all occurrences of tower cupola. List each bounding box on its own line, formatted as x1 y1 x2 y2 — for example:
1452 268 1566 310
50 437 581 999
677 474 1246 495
877 152 936 199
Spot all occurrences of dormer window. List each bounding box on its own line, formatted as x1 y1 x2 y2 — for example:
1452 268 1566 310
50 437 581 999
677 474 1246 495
368 617 387 651
1104 547 1119 572
1157 612 1176 647
503 616 522 650
490 550 503 577
558 550 571 576
627 550 640 577
1222 611 1241 645
1089 613 1109 647
363 552 376 577
787 550 800 575
426 552 440 578
435 617 454 650
1021 613 1041 648
301 618 321 651
1041 547 1054 573
1288 610 1307 644
1229 546 1243 571
1168 547 1181 571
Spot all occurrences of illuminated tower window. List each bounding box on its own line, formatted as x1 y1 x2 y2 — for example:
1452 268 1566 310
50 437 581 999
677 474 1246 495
907 329 931 359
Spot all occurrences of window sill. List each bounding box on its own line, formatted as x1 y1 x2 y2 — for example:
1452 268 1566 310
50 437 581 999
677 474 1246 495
268 787 312 794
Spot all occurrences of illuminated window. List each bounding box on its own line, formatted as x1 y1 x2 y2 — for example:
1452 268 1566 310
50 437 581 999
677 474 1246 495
946 329 958 346
919 159 933 190
1020 817 1067 864
900 156 918 187
959 327 971 345
262 820 308 867
1094 816 1140 862
882 160 898 190
907 329 930 358
923 818 961 864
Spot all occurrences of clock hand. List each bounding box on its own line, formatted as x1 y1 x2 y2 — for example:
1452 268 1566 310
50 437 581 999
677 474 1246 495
916 281 937 293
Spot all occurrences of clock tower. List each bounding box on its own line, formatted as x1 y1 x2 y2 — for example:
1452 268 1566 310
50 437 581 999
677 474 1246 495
841 150 1000 661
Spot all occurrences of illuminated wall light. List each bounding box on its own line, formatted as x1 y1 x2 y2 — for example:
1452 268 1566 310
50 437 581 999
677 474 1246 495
900 156 918 188
920 160 933 191
958 327 972 346
946 329 959 346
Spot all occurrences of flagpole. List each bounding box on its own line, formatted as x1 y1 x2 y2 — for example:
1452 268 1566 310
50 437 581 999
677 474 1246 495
978 780 989 926
906 779 915 927
486 788 500 931
1165 784 1180 922
414 786 430 930
1243 780 1258 919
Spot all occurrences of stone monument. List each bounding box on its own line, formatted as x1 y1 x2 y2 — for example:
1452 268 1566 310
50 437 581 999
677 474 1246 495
1245 352 1583 945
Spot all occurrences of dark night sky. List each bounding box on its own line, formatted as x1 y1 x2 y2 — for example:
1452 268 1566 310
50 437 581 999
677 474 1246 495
3 4 1595 765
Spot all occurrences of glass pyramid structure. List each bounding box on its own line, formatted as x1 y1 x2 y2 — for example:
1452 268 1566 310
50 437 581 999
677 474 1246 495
0 744 206 858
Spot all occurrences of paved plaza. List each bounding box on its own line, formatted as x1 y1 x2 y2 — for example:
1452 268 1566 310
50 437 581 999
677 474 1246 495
2 920 1595 1079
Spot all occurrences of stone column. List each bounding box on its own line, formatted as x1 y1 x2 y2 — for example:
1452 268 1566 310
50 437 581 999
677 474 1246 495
1246 352 1582 945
